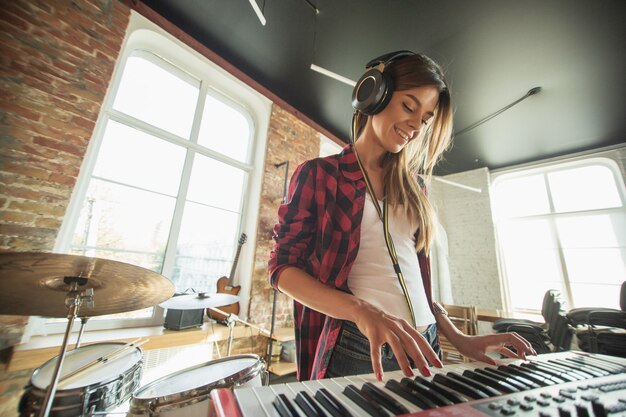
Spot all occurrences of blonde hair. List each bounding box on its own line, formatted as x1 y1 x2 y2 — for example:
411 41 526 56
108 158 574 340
354 54 454 253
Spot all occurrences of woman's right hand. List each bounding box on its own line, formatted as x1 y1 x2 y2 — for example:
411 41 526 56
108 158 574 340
352 299 443 381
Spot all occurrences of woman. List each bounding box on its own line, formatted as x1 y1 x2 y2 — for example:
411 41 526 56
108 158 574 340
268 51 535 382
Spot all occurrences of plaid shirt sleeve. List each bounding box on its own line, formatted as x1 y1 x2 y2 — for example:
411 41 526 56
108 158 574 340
268 160 325 380
268 159 318 288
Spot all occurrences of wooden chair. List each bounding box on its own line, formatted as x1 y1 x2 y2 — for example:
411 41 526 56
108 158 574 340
437 304 478 364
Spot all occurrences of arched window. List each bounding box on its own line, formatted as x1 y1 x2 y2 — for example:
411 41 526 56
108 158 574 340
492 157 626 313
43 13 270 333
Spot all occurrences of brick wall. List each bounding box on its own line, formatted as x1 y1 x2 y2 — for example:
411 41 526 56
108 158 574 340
248 105 320 331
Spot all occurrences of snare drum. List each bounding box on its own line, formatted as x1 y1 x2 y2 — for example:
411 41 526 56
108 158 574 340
20 342 143 417
127 354 265 417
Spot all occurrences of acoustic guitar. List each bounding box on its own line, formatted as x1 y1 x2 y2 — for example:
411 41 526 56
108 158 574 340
207 233 247 323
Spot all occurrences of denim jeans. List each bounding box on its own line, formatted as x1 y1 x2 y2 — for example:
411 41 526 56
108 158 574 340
325 321 442 378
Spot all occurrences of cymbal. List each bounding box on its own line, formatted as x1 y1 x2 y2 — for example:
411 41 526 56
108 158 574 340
0 252 175 318
159 293 240 310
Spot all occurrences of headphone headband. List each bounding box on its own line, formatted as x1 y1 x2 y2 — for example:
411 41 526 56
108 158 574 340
365 50 416 70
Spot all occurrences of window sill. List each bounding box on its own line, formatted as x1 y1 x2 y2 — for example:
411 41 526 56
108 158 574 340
8 322 262 372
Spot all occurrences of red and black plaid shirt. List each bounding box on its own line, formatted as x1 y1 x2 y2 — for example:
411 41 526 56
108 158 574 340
269 144 434 380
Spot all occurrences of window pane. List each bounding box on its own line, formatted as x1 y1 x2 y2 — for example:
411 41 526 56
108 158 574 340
563 248 626 286
94 121 186 196
198 93 251 162
556 213 626 248
170 202 240 293
113 52 199 138
70 179 175 269
548 165 621 212
492 174 550 219
498 219 564 311
187 154 245 212
570 283 621 309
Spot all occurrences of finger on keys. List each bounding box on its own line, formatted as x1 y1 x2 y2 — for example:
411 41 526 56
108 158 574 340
402 323 443 369
386 336 416 377
370 343 384 381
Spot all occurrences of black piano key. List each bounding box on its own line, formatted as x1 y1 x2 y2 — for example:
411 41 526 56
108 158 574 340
432 373 489 400
501 364 554 386
343 385 390 417
446 371 501 397
385 379 438 410
522 362 578 384
475 368 533 391
315 388 354 417
548 358 605 378
274 393 302 417
462 369 519 394
401 377 454 407
361 382 410 416
295 391 326 417
413 376 467 404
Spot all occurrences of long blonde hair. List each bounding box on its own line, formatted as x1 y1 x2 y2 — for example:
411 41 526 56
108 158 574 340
354 53 454 253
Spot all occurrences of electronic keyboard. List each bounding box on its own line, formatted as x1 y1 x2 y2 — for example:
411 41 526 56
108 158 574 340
210 351 626 417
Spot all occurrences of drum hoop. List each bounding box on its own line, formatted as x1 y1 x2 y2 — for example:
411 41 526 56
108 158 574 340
30 342 143 391
131 354 265 413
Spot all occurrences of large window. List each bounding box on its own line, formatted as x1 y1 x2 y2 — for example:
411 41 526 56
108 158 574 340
42 15 270 333
492 158 626 313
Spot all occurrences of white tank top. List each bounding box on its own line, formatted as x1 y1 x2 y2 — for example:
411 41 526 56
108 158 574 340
348 193 436 327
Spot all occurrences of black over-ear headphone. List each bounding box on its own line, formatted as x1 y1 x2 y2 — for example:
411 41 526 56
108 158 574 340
351 50 416 116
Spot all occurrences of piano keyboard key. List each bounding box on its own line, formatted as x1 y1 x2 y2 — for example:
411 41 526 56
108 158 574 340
216 352 626 417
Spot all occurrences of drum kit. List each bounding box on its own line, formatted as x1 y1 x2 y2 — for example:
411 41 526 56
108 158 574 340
0 252 268 417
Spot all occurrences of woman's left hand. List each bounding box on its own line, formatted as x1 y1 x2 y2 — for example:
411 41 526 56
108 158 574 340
453 332 538 365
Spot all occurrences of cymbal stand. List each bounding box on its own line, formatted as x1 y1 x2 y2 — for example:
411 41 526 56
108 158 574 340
208 307 270 357
39 278 94 417
74 316 90 348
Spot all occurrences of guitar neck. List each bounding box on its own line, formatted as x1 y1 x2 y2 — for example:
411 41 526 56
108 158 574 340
227 241 244 286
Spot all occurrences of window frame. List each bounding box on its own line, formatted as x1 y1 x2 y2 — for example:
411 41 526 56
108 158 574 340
491 156 626 313
25 12 271 337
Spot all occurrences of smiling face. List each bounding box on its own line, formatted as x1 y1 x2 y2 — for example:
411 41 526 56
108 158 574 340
364 85 440 154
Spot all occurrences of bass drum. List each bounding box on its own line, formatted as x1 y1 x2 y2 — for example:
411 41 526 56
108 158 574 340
20 342 144 417
127 354 265 417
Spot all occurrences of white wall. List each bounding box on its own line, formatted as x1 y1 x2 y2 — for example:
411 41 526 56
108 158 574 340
430 168 503 309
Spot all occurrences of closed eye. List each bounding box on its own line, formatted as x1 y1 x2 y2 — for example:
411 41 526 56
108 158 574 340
403 102 414 112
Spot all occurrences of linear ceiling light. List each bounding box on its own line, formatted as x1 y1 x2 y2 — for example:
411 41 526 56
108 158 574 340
310 64 356 87
248 0 267 25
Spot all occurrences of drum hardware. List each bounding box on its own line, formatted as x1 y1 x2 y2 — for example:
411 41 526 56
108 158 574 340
21 342 145 417
58 338 149 388
127 354 267 417
207 306 270 357
38 277 94 417
160 293 241 331
0 251 175 417
75 317 90 349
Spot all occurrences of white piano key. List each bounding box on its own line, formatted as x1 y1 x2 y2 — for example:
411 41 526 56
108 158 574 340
249 385 279 417
234 387 272 417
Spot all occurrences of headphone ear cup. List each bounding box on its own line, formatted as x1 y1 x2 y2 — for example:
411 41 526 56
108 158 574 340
351 68 394 115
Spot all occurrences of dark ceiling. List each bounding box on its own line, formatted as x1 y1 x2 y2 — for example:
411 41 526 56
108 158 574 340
142 0 625 174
